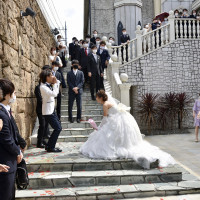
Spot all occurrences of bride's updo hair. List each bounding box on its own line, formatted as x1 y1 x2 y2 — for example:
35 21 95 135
96 90 108 102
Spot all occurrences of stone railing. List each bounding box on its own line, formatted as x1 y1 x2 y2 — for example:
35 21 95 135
175 18 200 39
107 10 200 66
105 54 131 111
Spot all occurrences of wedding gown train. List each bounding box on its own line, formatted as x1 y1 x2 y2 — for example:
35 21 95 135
80 104 175 169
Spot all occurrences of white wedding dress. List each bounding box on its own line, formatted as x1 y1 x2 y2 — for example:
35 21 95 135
80 102 175 169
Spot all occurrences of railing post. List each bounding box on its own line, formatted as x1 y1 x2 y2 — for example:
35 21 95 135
168 10 175 42
110 55 120 97
119 73 131 108
135 25 143 57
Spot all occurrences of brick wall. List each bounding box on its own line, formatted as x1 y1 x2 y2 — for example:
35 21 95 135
119 40 199 131
0 0 55 145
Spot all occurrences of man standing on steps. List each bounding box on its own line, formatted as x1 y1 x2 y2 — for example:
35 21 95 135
88 45 104 100
67 61 84 123
120 28 130 62
52 61 62 121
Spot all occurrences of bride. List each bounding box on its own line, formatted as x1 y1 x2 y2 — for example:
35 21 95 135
80 90 175 169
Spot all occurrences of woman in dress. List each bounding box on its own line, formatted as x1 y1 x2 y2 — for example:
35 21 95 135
193 95 200 142
80 90 175 169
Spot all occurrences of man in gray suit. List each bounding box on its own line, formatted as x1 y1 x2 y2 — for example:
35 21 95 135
87 45 104 100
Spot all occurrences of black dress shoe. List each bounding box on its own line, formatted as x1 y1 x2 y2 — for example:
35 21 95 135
47 148 62 153
44 134 50 139
77 119 81 123
69 118 74 123
37 143 45 148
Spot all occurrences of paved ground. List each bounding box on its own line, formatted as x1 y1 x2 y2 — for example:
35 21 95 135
125 131 200 200
145 130 200 178
124 194 200 200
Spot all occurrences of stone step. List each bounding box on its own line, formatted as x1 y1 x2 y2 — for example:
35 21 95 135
25 142 159 172
61 115 103 121
27 168 182 189
31 134 88 144
61 99 99 105
61 121 101 129
16 181 200 200
61 104 102 110
61 109 103 115
62 92 92 97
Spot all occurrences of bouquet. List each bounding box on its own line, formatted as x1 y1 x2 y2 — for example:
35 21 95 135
88 119 98 130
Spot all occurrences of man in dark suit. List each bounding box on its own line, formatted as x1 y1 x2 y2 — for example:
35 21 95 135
88 45 104 100
79 40 91 85
34 66 51 148
120 28 130 62
71 39 81 61
52 61 62 120
69 37 77 61
67 62 84 123
90 30 98 45
0 79 23 200
97 41 110 72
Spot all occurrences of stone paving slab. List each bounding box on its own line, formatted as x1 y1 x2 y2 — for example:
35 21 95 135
27 168 182 189
118 194 200 200
15 182 200 199
145 132 200 177
25 142 172 172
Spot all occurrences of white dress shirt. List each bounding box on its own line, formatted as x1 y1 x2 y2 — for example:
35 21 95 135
73 69 78 76
92 53 97 62
0 103 11 117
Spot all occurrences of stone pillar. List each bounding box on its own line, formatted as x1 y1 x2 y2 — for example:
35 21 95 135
154 0 161 16
168 10 175 42
135 25 143 57
110 55 120 97
114 0 142 40
119 73 131 107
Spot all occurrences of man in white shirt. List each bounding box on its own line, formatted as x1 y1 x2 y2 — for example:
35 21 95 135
40 70 62 153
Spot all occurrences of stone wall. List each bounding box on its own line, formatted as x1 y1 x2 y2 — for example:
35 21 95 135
142 0 154 26
90 0 115 39
119 40 199 130
0 0 55 145
161 0 193 12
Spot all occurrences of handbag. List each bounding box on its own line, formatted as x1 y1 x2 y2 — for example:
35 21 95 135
16 158 29 190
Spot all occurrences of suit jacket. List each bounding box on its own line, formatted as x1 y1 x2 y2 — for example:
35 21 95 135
87 53 103 76
67 70 84 95
54 71 62 83
71 45 81 60
10 113 27 149
35 84 42 114
40 81 60 115
69 42 75 56
79 48 91 68
90 37 96 45
0 106 20 174
120 34 130 44
97 49 110 69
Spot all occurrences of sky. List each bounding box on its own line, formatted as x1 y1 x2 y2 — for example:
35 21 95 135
39 0 84 44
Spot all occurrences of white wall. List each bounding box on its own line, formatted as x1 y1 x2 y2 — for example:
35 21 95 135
161 0 194 13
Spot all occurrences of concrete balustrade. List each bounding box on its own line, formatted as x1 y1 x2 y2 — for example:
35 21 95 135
109 10 200 67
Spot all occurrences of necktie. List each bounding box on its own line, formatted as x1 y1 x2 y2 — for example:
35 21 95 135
85 48 88 56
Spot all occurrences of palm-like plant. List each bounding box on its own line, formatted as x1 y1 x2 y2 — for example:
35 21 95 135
160 92 178 130
138 93 159 134
176 93 192 129
155 103 169 130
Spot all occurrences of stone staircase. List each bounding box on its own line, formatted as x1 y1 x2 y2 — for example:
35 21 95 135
16 69 200 199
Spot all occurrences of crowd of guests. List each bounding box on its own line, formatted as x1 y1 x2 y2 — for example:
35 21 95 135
142 9 200 35
0 28 132 199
